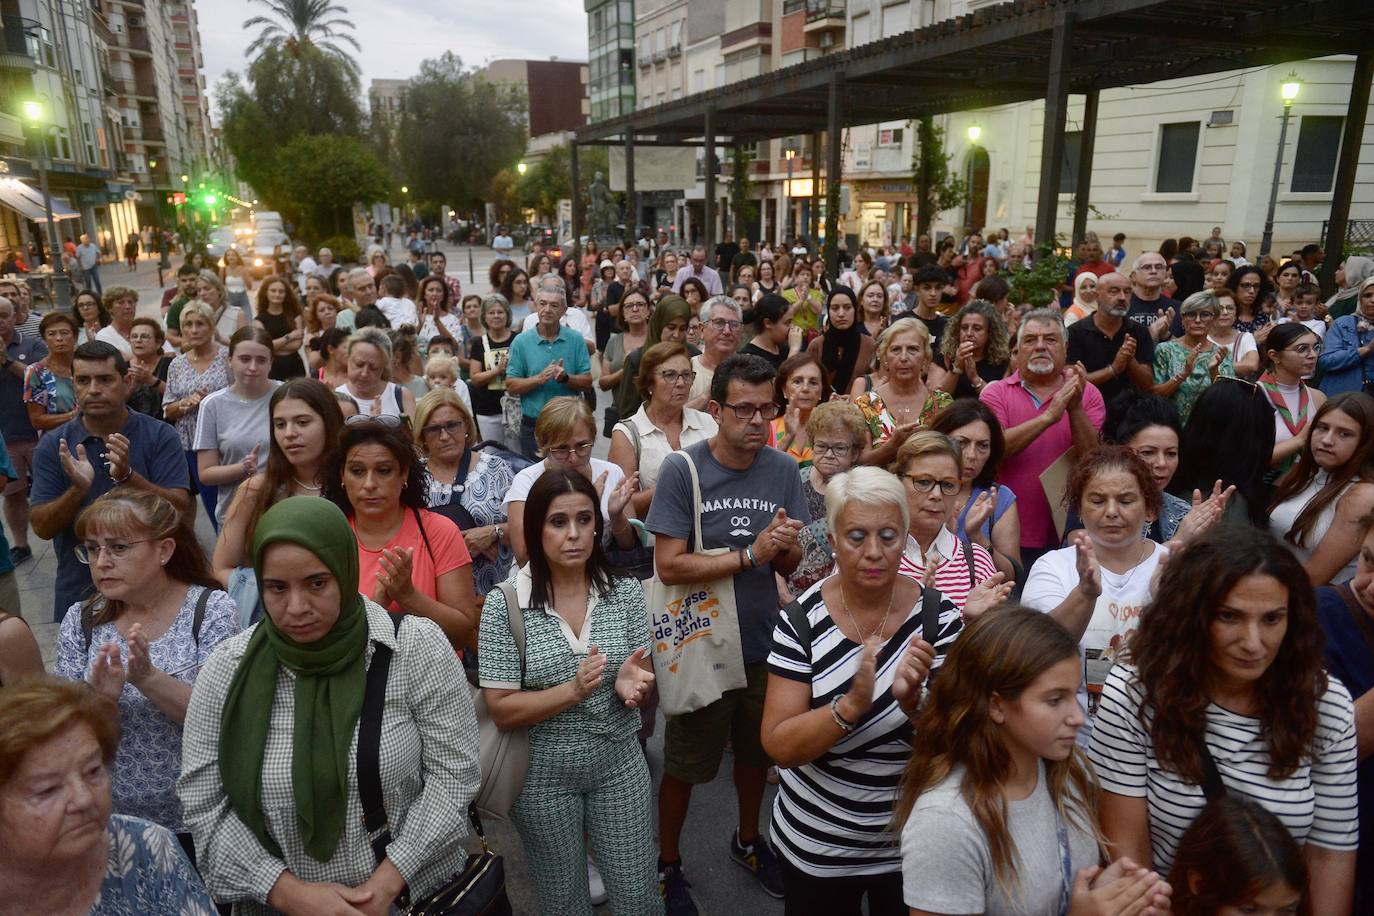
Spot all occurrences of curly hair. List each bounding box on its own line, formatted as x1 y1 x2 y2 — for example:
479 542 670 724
893 608 1102 894
1268 391 1374 548
939 299 1010 368
1131 524 1326 783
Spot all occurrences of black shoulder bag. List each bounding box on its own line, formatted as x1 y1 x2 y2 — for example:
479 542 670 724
357 614 513 916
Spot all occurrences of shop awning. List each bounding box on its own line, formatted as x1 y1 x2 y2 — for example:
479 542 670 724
0 179 80 221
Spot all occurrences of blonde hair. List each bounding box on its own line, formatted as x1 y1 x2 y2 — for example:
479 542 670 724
806 400 869 450
893 429 963 477
534 396 596 452
178 300 215 329
824 467 909 537
423 355 460 381
876 318 932 364
347 327 393 380
413 386 477 447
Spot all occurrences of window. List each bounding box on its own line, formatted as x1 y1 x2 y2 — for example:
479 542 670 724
640 34 651 61
668 20 683 53
879 127 904 146
851 12 872 45
1154 121 1200 193
1291 115 1343 193
1059 130 1082 194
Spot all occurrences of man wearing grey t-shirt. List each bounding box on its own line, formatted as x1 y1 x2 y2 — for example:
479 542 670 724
646 353 808 908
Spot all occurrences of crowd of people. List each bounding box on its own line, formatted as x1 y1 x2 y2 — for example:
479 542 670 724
0 223 1369 916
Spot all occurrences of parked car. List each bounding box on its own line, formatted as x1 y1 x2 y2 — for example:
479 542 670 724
206 228 238 261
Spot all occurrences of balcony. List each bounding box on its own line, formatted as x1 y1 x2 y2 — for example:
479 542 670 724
803 0 845 33
125 31 153 55
115 77 158 100
0 16 37 73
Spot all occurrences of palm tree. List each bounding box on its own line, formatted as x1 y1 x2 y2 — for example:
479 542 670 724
243 0 362 85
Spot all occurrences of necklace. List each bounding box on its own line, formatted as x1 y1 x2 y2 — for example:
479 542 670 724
291 475 322 492
838 581 895 642
1097 537 1151 595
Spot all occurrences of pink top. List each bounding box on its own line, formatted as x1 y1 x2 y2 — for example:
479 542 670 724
352 508 472 612
979 369 1106 549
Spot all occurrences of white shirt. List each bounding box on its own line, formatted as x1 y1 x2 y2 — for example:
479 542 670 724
493 235 514 252
376 296 418 329
1269 470 1357 584
504 457 623 525
94 324 133 358
520 308 595 345
615 405 717 491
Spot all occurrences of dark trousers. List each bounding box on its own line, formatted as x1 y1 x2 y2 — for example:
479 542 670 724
83 264 102 294
779 856 905 916
185 449 218 531
520 415 539 461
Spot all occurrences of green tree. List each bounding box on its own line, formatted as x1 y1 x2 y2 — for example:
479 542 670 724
396 53 527 213
510 144 618 230
1007 243 1071 307
272 134 391 241
244 0 361 87
729 145 758 241
911 117 970 237
217 45 364 215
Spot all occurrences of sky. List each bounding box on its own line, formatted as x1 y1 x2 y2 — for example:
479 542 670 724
196 0 590 115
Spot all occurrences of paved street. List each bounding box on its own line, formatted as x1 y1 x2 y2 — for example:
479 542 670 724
29 238 787 915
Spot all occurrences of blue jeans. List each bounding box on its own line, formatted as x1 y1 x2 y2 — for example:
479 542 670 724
520 416 539 461
82 264 102 294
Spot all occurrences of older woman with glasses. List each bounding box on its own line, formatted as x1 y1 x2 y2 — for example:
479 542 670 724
414 388 516 596
1153 290 1234 424
599 287 652 434
786 401 870 597
504 396 640 567
1208 287 1260 379
53 491 238 852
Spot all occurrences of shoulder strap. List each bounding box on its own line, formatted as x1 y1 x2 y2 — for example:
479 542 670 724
1198 739 1226 801
961 538 977 590
677 450 705 552
392 384 404 411
1336 584 1374 658
616 419 642 464
191 586 212 649
357 616 401 870
781 600 811 664
921 583 943 646
497 581 526 683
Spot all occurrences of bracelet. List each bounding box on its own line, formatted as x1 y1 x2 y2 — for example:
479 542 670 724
745 544 759 568
830 694 857 732
112 467 133 485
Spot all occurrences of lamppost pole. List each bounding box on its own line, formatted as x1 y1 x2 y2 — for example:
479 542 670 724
21 102 60 270
784 147 795 242
1260 73 1302 258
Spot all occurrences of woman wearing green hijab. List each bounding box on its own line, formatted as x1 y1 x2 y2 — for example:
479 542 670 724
178 497 480 914
614 293 698 422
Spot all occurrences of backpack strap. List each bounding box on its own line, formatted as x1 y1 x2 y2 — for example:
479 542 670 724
921 583 944 647
961 538 977 590
191 586 212 649
392 384 404 413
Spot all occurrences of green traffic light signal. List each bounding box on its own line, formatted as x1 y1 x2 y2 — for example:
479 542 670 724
203 192 218 207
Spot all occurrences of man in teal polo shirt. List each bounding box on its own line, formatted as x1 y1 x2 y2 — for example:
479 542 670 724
506 278 592 458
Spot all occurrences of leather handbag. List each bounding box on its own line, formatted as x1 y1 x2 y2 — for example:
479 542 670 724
471 582 530 819
358 616 513 916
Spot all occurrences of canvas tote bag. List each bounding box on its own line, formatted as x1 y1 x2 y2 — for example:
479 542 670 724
644 450 747 715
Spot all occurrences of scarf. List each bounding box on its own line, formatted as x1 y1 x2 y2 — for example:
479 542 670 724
1258 371 1310 438
821 298 864 395
649 294 692 346
220 497 369 863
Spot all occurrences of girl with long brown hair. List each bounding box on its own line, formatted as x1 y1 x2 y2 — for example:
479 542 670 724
896 608 1170 916
1268 391 1374 585
1088 525 1357 914
1167 796 1310 916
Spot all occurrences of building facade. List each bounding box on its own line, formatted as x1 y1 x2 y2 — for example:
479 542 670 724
586 0 635 122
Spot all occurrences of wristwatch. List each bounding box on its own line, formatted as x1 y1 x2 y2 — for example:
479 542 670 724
556 370 570 384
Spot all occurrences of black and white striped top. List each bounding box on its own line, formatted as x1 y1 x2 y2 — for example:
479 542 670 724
1087 664 1358 873
766 577 963 877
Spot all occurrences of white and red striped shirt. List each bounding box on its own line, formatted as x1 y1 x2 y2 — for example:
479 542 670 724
898 527 998 610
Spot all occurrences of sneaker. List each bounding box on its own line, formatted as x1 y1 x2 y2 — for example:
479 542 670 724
587 854 608 906
658 860 698 916
729 829 784 899
9 545 30 565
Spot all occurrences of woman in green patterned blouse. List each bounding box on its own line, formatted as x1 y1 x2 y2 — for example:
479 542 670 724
1153 289 1234 424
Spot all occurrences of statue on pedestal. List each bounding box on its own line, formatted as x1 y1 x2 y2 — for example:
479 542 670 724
587 171 618 238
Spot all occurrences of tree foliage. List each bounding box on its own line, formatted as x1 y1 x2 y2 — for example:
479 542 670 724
395 53 527 213
273 134 391 239
243 0 361 87
912 116 970 236
730 145 758 241
1008 243 1071 308
218 45 364 207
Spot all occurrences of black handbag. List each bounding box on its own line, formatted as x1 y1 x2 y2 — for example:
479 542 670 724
358 620 514 916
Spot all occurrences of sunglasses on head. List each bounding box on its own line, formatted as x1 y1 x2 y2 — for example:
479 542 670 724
345 414 406 429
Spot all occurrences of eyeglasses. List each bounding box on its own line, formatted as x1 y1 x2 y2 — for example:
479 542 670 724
813 443 852 457
657 370 696 385
902 474 960 496
708 318 743 332
624 301 649 311
421 419 466 439
1238 282 1262 291
345 415 405 429
1183 310 1216 321
720 401 781 420
1287 343 1322 356
545 441 594 460
1137 264 1167 272
76 540 150 564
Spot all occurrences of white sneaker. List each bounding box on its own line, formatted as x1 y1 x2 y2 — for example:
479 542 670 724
588 854 608 906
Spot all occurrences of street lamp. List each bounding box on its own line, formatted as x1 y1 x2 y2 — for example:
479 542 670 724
180 174 189 183
517 161 527 176
967 123 982 144
1260 71 1302 257
784 147 797 240
19 100 60 272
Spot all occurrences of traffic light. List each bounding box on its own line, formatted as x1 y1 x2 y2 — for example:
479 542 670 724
202 192 218 207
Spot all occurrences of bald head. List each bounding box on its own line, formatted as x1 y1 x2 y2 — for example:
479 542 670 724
1098 272 1130 316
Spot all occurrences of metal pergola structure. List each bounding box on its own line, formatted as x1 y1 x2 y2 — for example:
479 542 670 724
572 0 1374 292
